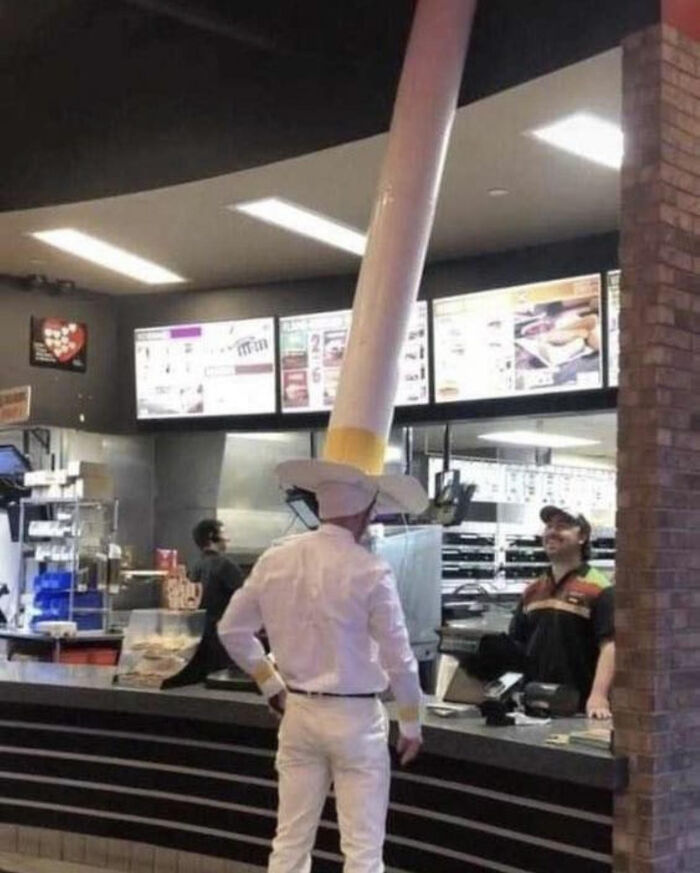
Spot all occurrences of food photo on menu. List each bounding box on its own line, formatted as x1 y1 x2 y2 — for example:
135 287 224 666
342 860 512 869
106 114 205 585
282 370 310 409
323 367 341 407
280 329 309 371
514 292 601 392
323 329 347 367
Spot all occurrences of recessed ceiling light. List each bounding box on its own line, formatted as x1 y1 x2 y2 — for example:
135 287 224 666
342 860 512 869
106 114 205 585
230 197 367 256
228 432 294 443
30 229 186 285
530 112 623 169
488 187 509 197
478 431 599 449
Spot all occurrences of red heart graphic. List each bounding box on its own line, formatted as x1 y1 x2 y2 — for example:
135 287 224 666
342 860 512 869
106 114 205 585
41 319 86 363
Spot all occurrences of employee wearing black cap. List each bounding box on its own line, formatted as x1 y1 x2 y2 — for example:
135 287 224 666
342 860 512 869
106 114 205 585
509 505 615 719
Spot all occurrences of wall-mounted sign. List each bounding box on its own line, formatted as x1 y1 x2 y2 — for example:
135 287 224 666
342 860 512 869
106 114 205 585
279 301 429 413
606 270 620 387
30 317 87 372
433 274 603 403
134 317 276 419
0 385 31 425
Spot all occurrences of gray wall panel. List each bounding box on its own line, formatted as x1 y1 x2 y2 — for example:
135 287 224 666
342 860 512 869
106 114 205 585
154 432 226 566
0 281 121 432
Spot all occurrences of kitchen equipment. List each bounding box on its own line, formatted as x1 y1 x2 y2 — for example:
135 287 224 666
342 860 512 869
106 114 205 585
35 620 77 637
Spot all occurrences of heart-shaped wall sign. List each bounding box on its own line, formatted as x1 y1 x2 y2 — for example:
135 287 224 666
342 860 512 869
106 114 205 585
41 319 86 363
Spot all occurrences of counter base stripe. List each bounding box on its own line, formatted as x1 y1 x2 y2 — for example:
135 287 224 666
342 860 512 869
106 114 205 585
0 798 610 873
0 768 610 864
0 718 276 757
393 771 612 824
0 770 280 819
389 804 610 863
0 744 277 787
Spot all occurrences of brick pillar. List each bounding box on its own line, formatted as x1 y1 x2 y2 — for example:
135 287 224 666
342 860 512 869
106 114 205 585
615 22 700 873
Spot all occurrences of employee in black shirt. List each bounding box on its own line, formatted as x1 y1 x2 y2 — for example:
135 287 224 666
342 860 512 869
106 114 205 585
509 505 615 719
189 518 244 676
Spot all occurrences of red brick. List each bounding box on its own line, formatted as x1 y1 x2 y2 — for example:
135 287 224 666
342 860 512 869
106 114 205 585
618 22 700 873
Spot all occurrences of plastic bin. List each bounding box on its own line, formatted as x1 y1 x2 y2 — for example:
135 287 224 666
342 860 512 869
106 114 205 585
33 572 73 593
89 648 119 666
58 649 91 665
32 590 104 631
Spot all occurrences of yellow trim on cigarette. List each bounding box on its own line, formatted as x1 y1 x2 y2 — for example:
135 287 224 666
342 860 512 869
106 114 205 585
398 706 420 723
251 660 275 684
324 427 386 475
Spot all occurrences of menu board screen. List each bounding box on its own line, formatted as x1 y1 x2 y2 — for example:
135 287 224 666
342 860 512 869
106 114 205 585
280 301 429 412
135 318 276 419
433 274 603 402
606 270 620 387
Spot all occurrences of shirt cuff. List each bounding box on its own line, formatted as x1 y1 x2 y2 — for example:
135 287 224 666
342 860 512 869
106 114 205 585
251 659 286 699
398 705 422 740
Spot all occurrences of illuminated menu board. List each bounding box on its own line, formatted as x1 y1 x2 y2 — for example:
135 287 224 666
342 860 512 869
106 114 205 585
606 270 620 387
433 274 603 402
280 301 429 413
135 318 276 419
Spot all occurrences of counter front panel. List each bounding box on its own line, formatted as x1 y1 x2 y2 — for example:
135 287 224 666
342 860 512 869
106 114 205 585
0 665 619 872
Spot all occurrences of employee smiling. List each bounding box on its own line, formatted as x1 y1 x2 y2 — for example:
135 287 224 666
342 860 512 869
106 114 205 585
509 505 615 719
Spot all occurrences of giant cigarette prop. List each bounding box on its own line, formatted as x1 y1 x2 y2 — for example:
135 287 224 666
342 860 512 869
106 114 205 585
324 0 478 474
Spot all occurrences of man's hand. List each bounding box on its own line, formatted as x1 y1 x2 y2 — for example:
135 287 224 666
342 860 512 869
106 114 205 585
586 693 611 720
268 690 287 720
396 733 422 766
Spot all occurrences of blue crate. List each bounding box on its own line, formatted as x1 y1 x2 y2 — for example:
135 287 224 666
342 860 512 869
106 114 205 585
74 591 103 610
75 613 103 631
32 590 104 630
33 572 73 594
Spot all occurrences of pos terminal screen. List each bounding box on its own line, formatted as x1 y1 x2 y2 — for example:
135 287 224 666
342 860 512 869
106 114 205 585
0 446 31 475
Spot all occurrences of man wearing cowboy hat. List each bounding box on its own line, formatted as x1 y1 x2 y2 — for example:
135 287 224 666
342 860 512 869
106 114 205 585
218 458 427 873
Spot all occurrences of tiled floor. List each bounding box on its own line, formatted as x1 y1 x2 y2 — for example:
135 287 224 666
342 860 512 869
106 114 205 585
0 841 264 873
0 852 115 873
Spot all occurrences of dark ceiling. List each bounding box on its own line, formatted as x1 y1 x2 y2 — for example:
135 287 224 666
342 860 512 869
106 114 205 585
1 0 659 212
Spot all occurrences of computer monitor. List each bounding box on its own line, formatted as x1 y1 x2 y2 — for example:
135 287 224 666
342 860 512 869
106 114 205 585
0 446 31 476
285 488 320 530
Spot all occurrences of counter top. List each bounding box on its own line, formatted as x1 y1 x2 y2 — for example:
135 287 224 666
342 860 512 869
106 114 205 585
0 631 123 642
0 662 627 791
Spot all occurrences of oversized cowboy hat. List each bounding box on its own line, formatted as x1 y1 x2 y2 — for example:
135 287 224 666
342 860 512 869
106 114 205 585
276 458 428 518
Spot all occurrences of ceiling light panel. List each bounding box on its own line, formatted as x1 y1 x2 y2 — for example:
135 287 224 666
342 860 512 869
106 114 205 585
231 197 367 256
31 229 186 285
530 112 623 169
478 430 599 449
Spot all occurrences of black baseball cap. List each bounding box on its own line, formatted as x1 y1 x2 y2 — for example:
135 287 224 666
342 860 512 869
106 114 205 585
540 505 591 539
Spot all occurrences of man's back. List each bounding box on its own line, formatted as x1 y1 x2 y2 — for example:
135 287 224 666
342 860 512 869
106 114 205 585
245 524 396 694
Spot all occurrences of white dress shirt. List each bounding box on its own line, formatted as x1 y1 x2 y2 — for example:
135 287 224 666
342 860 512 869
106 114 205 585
218 523 422 737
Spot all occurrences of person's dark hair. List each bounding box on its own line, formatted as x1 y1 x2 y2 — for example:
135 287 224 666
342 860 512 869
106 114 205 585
192 518 222 550
580 535 592 563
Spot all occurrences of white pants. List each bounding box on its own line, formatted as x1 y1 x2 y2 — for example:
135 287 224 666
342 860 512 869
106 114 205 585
268 694 391 873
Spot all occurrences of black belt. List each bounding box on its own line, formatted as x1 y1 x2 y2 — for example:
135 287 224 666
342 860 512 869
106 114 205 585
287 687 377 699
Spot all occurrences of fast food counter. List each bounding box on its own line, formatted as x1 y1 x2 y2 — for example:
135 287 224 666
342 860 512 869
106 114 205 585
0 663 626 873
